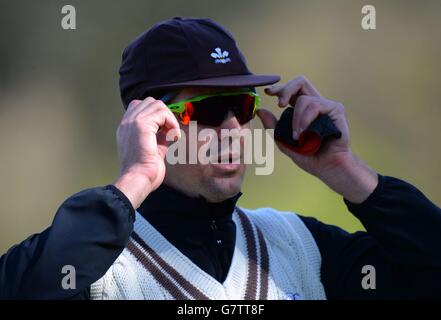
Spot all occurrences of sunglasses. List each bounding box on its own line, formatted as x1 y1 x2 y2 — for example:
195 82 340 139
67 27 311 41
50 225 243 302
165 91 261 126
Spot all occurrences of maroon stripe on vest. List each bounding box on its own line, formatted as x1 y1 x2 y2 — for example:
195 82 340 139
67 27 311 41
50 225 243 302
126 240 188 300
256 227 269 300
131 232 210 300
236 208 259 300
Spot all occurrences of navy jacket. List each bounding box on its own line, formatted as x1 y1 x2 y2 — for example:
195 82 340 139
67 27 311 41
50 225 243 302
1 174 440 299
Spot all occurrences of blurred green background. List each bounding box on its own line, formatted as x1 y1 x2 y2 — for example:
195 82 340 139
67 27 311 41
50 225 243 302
0 0 440 253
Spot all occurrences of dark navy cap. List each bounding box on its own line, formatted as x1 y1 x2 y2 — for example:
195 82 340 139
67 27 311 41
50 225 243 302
119 17 280 108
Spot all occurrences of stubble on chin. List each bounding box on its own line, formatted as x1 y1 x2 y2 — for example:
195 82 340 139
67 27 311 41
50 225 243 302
200 168 245 202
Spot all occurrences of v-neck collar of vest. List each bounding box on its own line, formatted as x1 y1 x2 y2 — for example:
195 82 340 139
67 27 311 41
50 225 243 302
128 208 269 300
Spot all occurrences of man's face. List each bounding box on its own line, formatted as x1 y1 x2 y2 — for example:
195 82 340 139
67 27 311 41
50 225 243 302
163 86 252 202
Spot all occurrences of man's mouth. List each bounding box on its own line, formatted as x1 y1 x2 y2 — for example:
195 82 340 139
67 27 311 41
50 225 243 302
217 153 241 164
209 152 242 173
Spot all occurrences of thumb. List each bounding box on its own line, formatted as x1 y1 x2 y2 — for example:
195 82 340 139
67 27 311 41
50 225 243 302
256 108 277 130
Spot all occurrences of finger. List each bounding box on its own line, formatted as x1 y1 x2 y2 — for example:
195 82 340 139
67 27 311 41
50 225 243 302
127 99 143 110
157 121 181 148
264 84 286 107
133 99 173 123
148 100 178 123
264 83 285 96
286 76 321 97
292 96 313 136
278 76 322 108
293 98 333 139
255 108 278 130
127 97 154 113
139 104 181 138
128 97 160 119
125 99 143 117
296 103 321 139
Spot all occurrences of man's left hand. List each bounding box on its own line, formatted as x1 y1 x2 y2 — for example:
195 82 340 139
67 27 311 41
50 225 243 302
256 76 378 204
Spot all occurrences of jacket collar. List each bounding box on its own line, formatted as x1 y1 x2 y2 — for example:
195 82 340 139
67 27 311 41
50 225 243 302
137 183 241 227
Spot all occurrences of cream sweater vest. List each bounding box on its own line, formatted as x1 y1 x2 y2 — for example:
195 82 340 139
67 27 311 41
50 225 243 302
90 207 326 300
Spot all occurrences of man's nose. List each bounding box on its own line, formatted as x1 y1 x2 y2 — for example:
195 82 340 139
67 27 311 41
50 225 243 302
218 110 241 131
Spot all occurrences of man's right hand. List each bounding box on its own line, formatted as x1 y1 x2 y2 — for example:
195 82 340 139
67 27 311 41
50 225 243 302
112 97 181 209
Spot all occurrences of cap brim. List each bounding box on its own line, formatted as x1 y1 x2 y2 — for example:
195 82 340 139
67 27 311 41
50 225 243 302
146 74 280 92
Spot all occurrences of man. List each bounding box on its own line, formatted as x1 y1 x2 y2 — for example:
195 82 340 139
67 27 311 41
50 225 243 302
1 17 440 300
